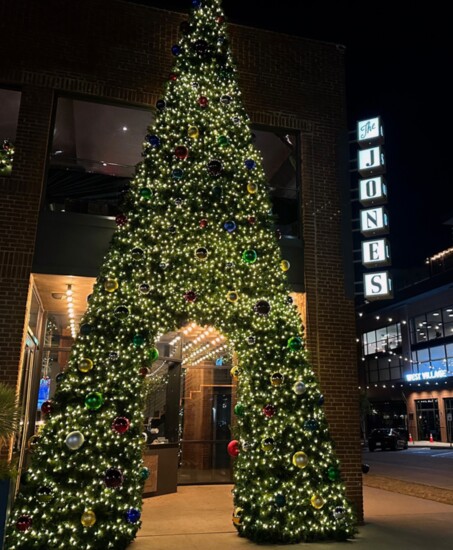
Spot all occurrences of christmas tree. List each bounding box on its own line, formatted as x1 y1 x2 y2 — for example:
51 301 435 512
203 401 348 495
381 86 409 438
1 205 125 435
6 0 356 547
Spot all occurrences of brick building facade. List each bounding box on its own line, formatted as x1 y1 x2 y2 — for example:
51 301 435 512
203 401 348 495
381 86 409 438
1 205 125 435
0 0 362 519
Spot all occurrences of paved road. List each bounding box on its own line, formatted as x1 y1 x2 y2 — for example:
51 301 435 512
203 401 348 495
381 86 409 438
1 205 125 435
362 447 453 490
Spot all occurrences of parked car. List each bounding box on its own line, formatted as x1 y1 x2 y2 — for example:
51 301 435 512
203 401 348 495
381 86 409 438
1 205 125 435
368 428 408 451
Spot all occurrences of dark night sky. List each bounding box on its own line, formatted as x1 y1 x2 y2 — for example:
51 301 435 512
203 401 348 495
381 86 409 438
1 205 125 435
128 0 452 268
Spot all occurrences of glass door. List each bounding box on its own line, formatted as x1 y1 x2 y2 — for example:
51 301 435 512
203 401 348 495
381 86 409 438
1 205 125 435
415 399 440 441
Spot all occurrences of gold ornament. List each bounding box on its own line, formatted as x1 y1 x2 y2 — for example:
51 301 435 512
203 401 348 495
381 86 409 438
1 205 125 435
78 358 93 373
247 182 258 194
81 510 97 527
292 451 309 469
188 126 199 139
270 372 284 387
261 437 275 451
280 260 290 272
104 279 119 293
310 494 325 509
232 507 243 525
230 366 240 380
226 290 239 303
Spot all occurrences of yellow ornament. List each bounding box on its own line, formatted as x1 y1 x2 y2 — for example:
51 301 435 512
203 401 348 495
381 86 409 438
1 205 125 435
270 372 284 387
226 290 239 303
247 182 258 194
232 507 243 525
78 358 93 373
81 510 97 527
104 279 119 293
292 451 309 469
230 366 240 380
310 494 325 510
261 437 275 451
188 126 199 139
280 260 290 272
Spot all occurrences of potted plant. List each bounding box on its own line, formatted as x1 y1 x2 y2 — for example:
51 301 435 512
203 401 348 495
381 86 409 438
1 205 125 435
0 382 20 546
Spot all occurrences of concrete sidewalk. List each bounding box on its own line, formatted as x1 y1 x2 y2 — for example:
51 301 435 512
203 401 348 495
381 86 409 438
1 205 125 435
130 484 453 550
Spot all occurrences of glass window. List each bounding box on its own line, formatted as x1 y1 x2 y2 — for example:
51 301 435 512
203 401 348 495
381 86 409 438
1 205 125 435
430 345 446 360
362 324 401 356
0 88 21 176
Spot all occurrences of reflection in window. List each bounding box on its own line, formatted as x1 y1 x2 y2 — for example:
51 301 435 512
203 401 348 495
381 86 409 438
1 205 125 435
410 306 453 344
0 88 21 176
362 323 402 356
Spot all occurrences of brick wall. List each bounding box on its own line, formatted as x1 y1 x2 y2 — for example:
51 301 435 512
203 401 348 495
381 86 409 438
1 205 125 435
0 0 361 518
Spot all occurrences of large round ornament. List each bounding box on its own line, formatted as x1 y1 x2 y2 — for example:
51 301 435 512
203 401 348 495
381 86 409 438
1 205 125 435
270 372 284 386
275 494 286 508
226 291 239 303
41 400 53 415
234 403 245 417
232 507 243 525
81 510 97 528
195 247 208 261
115 214 127 227
175 146 189 160
149 347 159 362
311 494 325 510
139 366 149 378
293 380 306 396
65 431 85 451
112 417 130 434
328 466 341 481
287 336 303 351
78 358 93 373
16 515 32 532
140 467 150 480
199 218 208 228
333 506 347 520
263 404 276 418
133 334 146 347
172 168 184 180
146 134 160 148
242 249 257 264
198 96 209 108
104 279 119 293
227 440 239 457
109 351 119 361
254 300 271 316
156 99 166 111
104 467 124 489
218 135 229 147
224 220 236 233
304 419 318 432
207 159 222 176
247 336 256 346
280 260 291 272
131 247 144 261
292 451 308 469
171 44 181 56
247 182 258 194
261 437 275 451
126 508 141 524
84 392 104 411
220 94 232 105
247 215 256 225
230 366 240 380
318 394 325 406
80 323 92 336
212 185 223 199
188 126 199 139
184 290 197 303
139 187 153 200
169 72 178 82
114 306 129 320
56 372 66 384
36 486 53 502
244 159 256 170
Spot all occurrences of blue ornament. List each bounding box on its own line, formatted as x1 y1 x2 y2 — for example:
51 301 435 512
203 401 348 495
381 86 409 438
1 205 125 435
318 394 325 406
192 0 201 7
146 135 160 148
275 494 286 507
304 419 319 432
172 168 184 180
224 220 237 233
245 159 256 170
140 467 150 481
80 324 92 336
156 99 166 111
125 508 141 524
171 44 182 56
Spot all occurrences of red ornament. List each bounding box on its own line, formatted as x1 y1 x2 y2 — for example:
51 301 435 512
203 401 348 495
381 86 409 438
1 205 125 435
199 218 208 228
198 96 209 108
115 214 127 226
112 416 131 434
263 404 276 418
175 146 189 160
16 515 32 532
247 216 257 225
41 400 52 415
184 290 198 303
169 72 178 81
139 367 149 378
216 16 225 24
227 439 240 457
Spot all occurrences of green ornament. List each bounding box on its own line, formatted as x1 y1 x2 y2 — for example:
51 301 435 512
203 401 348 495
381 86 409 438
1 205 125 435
114 306 129 320
133 334 146 347
85 392 104 411
327 466 341 481
36 486 53 502
139 187 152 199
149 347 159 362
217 135 229 146
287 336 303 351
234 403 245 417
242 249 257 264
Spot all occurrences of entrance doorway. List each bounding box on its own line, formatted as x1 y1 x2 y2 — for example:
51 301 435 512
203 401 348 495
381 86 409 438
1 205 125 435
415 399 440 441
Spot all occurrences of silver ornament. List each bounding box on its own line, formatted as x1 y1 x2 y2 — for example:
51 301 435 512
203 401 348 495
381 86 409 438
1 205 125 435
65 431 85 451
293 380 306 396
